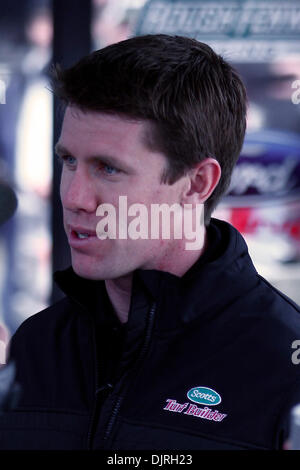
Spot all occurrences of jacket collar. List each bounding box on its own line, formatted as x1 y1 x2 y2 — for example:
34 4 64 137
54 218 258 332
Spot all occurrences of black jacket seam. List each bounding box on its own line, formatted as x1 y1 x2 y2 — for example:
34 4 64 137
8 408 89 416
117 417 269 450
257 274 300 313
0 424 86 437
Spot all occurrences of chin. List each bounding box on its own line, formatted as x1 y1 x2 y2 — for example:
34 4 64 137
70 254 102 280
72 263 100 280
70 247 145 280
71 257 125 281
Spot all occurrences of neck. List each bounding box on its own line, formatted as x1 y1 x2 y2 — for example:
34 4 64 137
105 275 133 324
105 227 207 323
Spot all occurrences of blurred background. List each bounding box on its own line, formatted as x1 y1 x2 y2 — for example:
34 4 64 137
0 0 299 360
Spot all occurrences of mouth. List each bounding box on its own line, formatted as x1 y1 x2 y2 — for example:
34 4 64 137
67 225 98 248
73 231 94 239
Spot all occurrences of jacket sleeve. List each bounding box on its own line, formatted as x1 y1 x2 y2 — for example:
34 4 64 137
274 376 300 449
0 318 35 411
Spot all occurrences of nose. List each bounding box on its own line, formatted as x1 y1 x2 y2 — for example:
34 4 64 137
60 168 99 213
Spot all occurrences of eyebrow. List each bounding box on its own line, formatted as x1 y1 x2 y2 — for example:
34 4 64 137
54 143 134 173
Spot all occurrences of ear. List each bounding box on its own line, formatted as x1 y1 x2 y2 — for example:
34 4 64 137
182 158 221 205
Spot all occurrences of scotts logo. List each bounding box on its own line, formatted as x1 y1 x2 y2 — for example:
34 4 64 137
163 386 227 422
187 386 221 406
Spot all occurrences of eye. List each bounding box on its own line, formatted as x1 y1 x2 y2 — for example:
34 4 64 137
64 155 76 166
58 155 77 168
103 164 119 175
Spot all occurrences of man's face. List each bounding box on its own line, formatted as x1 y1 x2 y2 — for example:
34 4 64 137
57 107 189 280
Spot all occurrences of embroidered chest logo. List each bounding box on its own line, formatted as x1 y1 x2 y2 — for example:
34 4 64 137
163 386 227 422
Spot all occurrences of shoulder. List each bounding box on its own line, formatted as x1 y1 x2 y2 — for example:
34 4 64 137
237 273 300 385
8 296 87 359
239 271 300 346
13 297 73 334
254 274 300 334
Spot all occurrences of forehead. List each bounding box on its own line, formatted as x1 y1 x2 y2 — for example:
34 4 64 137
60 107 150 156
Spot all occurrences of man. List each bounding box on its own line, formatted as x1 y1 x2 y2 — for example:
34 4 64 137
0 34 300 450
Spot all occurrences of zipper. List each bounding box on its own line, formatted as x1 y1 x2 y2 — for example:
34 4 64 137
87 383 113 449
87 310 117 449
102 301 157 443
86 301 157 449
56 281 152 449
87 312 101 450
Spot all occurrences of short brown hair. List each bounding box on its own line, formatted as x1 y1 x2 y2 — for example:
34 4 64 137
51 34 247 224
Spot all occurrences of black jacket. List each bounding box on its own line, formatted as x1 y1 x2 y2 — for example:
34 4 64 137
1 218 300 450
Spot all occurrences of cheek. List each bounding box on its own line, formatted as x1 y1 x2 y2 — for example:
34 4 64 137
59 171 69 201
150 181 183 205
139 188 167 207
